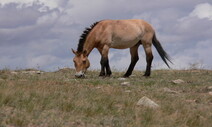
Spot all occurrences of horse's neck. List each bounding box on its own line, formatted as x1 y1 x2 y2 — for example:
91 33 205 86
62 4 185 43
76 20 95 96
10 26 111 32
83 40 95 56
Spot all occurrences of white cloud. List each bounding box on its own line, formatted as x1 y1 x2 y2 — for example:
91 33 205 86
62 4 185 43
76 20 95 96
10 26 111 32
133 12 162 30
189 3 212 20
0 0 34 6
0 0 212 71
36 12 58 25
27 55 58 67
171 41 212 69
0 0 62 12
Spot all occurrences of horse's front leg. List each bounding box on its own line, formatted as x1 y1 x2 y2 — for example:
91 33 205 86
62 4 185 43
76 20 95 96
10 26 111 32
99 45 112 77
100 57 111 76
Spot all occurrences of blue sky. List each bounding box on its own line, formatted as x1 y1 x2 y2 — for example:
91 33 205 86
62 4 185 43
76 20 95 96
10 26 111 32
0 0 212 71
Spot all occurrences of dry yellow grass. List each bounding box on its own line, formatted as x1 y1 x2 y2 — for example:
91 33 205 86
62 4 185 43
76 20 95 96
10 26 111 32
0 68 212 127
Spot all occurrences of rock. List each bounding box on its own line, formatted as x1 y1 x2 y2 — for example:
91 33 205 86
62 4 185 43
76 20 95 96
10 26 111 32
172 79 185 84
202 86 212 93
96 86 102 89
206 86 212 91
136 96 160 109
120 82 131 86
186 99 196 103
125 90 131 93
163 87 180 94
36 71 43 74
118 78 126 81
11 71 18 75
209 92 212 96
22 71 43 74
186 99 199 103
56 68 74 73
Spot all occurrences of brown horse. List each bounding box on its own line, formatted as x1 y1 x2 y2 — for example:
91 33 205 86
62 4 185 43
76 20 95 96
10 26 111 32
72 19 172 78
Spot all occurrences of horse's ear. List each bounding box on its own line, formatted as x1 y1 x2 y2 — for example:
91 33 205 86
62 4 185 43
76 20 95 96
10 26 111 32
72 48 77 55
83 50 87 56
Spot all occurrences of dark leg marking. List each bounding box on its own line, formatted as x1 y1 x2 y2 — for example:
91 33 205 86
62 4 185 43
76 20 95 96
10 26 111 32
144 53 153 77
100 57 106 76
124 43 140 77
124 56 139 77
105 59 112 76
99 57 112 77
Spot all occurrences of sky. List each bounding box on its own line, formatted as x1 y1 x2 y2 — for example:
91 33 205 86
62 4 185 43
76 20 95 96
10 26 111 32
0 0 212 71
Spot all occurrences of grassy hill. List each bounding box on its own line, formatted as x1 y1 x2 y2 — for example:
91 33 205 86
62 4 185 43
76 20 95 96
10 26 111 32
0 68 212 127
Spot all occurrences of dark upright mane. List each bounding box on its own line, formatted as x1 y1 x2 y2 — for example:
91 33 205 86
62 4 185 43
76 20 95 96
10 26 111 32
77 21 100 53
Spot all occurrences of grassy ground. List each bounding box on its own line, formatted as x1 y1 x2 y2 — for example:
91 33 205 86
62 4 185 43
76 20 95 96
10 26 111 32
0 68 211 127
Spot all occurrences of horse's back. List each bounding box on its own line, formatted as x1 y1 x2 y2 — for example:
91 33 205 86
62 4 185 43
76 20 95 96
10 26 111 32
99 19 154 31
93 19 154 49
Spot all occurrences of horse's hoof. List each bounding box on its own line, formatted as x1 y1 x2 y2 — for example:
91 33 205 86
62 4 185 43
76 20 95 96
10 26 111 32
123 75 130 78
105 74 111 77
123 73 131 78
143 74 150 77
99 73 106 77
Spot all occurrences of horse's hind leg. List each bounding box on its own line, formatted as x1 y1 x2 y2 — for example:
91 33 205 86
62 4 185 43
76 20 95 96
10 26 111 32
143 42 153 76
98 45 112 77
124 43 140 77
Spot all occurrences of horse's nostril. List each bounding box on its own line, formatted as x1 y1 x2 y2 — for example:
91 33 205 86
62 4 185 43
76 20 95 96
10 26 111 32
75 74 85 78
75 75 81 78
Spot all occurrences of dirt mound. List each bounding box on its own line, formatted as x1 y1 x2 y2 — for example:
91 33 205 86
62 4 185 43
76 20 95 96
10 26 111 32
55 68 75 73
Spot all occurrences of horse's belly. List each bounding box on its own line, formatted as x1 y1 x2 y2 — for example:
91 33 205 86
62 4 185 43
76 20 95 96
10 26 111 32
109 26 142 49
110 38 140 49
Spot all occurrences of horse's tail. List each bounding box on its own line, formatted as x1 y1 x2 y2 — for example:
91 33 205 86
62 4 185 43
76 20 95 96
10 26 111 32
152 33 172 68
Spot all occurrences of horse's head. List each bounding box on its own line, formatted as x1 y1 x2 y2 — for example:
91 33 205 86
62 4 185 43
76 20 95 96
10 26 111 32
72 49 90 78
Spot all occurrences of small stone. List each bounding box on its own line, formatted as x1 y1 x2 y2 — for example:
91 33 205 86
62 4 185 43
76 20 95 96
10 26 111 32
125 90 131 93
96 86 101 89
19 79 28 82
202 86 212 93
163 87 180 94
209 92 212 96
172 79 185 84
21 71 28 74
11 71 18 75
22 71 43 74
206 86 212 91
186 99 197 103
118 78 126 81
120 82 131 86
36 71 43 74
136 96 160 109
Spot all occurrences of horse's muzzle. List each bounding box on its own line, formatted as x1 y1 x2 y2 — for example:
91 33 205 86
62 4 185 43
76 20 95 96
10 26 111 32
75 71 85 78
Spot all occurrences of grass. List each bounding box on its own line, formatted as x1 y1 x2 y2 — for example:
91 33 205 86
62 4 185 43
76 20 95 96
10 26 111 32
0 68 212 127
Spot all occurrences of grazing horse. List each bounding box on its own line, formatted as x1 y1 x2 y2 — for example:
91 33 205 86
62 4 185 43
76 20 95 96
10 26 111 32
72 19 172 78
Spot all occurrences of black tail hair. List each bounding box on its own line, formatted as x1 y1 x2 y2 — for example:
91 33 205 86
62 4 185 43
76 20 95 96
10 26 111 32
152 33 172 68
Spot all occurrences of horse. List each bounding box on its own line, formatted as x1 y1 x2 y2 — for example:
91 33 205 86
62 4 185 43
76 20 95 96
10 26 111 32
72 19 172 78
